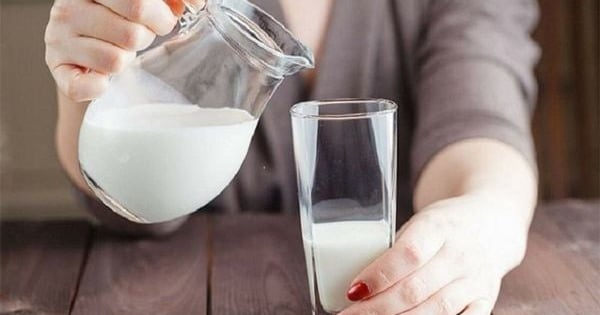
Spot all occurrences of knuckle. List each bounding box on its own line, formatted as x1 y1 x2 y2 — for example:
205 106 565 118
64 78 82 101
401 240 425 266
435 296 453 315
50 2 72 23
452 248 468 268
429 217 447 233
103 50 128 73
122 25 143 50
420 212 447 235
399 276 427 305
44 50 53 68
44 28 57 46
376 268 393 287
127 0 146 21
363 309 379 315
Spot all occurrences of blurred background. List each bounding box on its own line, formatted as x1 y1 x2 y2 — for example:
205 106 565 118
0 0 598 220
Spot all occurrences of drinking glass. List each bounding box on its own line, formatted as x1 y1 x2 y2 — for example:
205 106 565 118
290 99 397 314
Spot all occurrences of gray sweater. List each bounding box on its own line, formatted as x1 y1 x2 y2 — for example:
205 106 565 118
212 0 539 218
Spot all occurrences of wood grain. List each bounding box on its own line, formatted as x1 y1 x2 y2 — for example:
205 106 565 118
1 201 597 314
495 201 600 314
543 200 600 269
210 215 311 315
70 215 209 315
0 221 91 314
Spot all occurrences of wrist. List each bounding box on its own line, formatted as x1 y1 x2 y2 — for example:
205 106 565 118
414 139 538 211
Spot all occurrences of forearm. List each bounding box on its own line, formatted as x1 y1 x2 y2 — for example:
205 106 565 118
414 138 538 229
55 89 93 196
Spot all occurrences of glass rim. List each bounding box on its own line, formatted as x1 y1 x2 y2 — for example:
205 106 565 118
290 99 397 120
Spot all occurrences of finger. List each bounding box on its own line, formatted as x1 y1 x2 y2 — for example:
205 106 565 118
165 0 206 15
400 277 475 315
52 65 110 101
55 36 135 74
72 2 155 51
347 218 445 301
165 0 207 16
341 247 463 315
460 299 494 315
93 0 177 35
165 0 186 16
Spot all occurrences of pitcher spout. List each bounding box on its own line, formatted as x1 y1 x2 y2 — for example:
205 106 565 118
281 41 315 76
207 0 315 78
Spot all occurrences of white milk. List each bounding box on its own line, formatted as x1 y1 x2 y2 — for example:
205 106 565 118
79 103 258 223
305 220 391 313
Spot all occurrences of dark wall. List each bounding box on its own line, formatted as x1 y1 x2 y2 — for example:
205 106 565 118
533 0 599 199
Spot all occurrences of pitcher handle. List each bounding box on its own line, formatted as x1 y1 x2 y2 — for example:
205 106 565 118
139 0 208 55
178 0 208 32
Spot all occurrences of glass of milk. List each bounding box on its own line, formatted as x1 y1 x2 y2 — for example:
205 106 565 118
78 0 314 224
290 99 397 314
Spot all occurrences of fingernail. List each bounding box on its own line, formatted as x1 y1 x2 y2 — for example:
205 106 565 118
346 281 370 301
166 0 186 16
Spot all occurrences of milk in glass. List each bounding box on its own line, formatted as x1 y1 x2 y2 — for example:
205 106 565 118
304 220 390 312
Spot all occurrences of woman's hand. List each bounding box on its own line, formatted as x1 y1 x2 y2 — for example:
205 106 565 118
45 0 180 102
340 193 530 315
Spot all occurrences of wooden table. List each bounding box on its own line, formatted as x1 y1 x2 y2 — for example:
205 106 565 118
1 200 598 314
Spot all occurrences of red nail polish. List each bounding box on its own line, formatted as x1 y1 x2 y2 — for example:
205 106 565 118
165 0 186 16
347 281 371 301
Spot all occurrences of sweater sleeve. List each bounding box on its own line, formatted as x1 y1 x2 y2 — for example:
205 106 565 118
411 0 541 186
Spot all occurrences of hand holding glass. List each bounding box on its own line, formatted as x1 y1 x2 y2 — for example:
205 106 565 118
291 99 397 314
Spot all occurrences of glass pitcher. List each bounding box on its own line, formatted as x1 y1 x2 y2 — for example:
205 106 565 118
78 0 314 224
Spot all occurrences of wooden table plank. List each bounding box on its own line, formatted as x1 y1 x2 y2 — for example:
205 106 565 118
0 221 91 315
211 215 311 315
70 215 209 315
543 199 600 269
495 201 600 315
2 200 597 314
539 200 600 303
